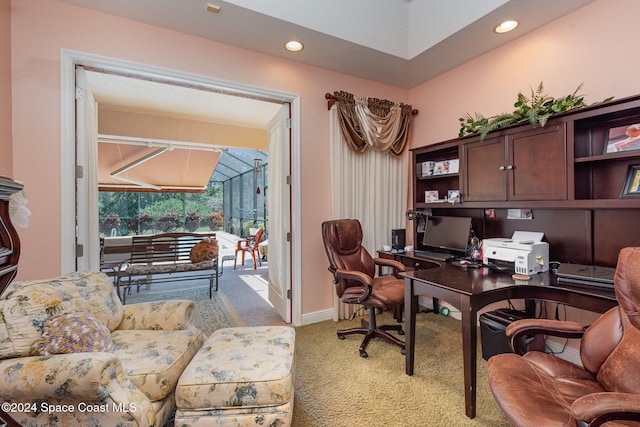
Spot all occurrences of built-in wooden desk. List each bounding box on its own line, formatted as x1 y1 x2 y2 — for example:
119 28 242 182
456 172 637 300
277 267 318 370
402 258 618 419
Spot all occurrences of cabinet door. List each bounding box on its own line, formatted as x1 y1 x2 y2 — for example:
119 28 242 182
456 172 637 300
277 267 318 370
463 136 507 201
508 124 566 201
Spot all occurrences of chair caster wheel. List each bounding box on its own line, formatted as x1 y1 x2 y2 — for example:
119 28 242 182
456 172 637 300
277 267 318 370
360 351 368 358
398 330 405 336
337 334 345 340
401 349 406 355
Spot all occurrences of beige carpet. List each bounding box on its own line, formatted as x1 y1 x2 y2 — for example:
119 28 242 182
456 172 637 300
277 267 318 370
292 311 511 427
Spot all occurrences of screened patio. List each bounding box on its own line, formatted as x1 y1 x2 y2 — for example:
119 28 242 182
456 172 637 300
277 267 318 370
98 147 268 240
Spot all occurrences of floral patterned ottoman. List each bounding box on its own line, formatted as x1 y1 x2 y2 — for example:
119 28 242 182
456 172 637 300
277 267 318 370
174 325 295 426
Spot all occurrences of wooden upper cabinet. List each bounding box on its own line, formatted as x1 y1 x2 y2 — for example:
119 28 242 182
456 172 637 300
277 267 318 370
508 123 566 201
463 123 566 202
463 135 506 201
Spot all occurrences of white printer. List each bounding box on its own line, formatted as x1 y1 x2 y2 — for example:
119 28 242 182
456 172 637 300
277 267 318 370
483 231 549 275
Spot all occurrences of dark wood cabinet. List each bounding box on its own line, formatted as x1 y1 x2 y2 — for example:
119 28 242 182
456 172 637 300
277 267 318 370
410 94 640 266
463 123 566 202
508 123 567 201
463 135 505 201
0 176 24 427
0 177 23 295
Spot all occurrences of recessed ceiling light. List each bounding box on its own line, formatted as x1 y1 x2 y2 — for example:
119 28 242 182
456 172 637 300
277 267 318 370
285 41 304 52
494 20 519 34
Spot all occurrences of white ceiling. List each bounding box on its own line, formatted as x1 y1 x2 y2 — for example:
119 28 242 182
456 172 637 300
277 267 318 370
67 0 596 128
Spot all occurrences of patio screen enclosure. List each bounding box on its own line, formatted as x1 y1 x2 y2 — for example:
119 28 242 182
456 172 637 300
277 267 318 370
98 148 268 239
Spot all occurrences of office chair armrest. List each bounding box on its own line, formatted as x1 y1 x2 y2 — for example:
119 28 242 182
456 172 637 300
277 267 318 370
334 269 374 287
373 257 406 273
328 268 373 304
572 392 640 427
506 318 585 355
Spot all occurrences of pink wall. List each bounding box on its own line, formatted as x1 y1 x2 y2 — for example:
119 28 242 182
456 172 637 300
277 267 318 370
8 0 640 319
409 0 640 148
0 0 11 175
9 0 408 317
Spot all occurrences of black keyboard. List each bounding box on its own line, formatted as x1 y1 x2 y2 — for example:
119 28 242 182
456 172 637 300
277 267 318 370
415 251 454 262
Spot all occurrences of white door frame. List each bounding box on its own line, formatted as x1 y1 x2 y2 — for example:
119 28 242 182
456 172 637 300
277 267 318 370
60 49 303 326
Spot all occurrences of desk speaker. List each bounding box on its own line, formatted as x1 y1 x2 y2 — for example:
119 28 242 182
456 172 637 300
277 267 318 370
391 229 405 251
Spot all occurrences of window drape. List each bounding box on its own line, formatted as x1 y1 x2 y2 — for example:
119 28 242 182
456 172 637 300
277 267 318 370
332 90 414 156
329 104 409 321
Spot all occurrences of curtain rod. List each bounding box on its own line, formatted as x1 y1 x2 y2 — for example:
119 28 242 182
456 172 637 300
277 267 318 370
324 92 419 116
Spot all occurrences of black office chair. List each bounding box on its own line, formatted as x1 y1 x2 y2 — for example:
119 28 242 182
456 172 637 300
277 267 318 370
321 219 406 358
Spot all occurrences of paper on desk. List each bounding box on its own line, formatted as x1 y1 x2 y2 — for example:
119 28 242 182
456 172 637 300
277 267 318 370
511 231 544 243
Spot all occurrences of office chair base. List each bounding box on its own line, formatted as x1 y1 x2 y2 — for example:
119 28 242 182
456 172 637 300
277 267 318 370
337 318 405 358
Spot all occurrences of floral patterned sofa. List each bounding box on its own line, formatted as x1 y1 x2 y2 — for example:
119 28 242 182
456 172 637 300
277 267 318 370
0 270 205 427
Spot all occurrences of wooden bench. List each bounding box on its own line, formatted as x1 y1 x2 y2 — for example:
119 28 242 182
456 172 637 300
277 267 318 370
115 232 219 303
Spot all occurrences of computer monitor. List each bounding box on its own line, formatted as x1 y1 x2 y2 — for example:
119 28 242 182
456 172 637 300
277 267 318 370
422 216 472 255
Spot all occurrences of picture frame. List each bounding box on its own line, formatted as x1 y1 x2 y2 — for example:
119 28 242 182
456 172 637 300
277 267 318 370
425 190 439 202
621 165 640 198
604 123 640 154
432 159 460 175
447 190 461 203
421 161 435 177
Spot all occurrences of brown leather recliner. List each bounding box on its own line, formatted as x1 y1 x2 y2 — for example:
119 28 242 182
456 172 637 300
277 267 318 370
321 219 406 358
487 246 640 427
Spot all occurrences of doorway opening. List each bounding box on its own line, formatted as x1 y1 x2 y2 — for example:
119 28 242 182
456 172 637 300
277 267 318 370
61 50 301 325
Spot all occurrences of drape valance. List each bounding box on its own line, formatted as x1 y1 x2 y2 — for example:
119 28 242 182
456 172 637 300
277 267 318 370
326 91 417 156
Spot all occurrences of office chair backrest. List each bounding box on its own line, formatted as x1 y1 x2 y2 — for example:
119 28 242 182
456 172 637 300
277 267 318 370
322 219 375 297
580 247 640 394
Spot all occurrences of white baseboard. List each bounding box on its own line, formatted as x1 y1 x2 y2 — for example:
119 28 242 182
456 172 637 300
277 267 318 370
300 308 334 326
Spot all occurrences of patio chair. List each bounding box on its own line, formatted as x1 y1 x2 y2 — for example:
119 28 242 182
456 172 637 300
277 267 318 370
234 228 265 269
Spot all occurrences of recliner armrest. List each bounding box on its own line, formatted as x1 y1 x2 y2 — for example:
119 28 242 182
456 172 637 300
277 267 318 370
506 318 585 355
572 392 640 427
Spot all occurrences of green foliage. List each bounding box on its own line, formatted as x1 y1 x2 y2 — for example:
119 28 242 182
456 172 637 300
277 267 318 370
99 192 139 219
143 198 185 219
458 83 613 140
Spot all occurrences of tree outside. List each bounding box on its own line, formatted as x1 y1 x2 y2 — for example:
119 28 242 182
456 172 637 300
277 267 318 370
99 181 224 236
